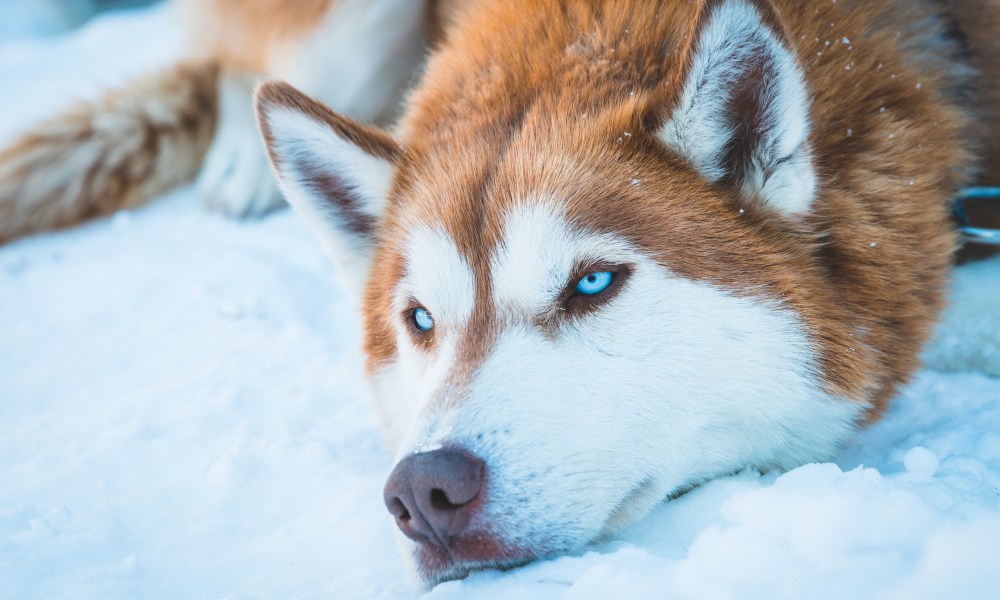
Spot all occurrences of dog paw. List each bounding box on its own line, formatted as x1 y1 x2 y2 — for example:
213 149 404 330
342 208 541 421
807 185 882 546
198 126 284 218
197 74 285 219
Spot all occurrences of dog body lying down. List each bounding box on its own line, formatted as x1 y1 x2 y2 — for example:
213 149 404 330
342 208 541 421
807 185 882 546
0 0 430 240
1 0 998 586
254 0 1000 583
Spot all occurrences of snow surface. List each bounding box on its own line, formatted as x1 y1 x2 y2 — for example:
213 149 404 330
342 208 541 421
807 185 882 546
1 5 999 599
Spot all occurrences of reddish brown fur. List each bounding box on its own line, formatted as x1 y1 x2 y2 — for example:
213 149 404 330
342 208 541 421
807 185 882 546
360 0 998 420
0 62 219 244
257 82 401 163
256 82 402 237
0 0 346 245
178 0 336 74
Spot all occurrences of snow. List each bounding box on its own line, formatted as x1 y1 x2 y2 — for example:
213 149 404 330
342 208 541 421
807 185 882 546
1 5 999 599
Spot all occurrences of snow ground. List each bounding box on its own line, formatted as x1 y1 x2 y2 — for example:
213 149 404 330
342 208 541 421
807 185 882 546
1 5 999 599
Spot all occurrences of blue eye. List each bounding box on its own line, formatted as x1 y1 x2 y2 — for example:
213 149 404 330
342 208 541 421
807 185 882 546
412 307 434 332
575 271 614 295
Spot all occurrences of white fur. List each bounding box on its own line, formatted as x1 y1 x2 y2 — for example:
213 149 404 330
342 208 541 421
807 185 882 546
491 202 578 315
199 73 285 218
261 106 393 286
376 227 477 451
378 202 865 572
659 0 815 214
204 0 425 221
270 0 428 125
492 202 640 315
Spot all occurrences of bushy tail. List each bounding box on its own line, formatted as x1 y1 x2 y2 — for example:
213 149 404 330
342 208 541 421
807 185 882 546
0 61 220 244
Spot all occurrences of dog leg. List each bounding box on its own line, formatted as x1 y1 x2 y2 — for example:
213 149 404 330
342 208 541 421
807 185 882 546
197 71 283 218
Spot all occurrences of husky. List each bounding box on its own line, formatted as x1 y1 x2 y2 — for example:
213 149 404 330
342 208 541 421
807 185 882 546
254 0 1000 583
2 0 999 586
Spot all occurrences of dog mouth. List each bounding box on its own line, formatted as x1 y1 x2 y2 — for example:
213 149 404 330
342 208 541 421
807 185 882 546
385 448 670 584
412 485 661 585
401 474 669 585
412 530 538 584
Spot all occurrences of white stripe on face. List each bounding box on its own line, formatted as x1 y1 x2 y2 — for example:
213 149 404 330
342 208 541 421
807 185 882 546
381 225 477 452
490 202 635 317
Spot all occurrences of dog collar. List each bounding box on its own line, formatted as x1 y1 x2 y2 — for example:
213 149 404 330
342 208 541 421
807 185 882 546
953 187 1000 246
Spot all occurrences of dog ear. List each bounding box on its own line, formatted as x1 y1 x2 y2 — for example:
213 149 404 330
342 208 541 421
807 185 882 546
255 81 400 283
659 0 815 215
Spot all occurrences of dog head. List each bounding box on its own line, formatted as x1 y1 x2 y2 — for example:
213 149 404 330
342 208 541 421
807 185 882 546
256 0 869 583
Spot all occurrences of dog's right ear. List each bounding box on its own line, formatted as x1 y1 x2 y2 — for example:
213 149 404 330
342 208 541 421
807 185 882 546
255 82 400 284
658 0 815 216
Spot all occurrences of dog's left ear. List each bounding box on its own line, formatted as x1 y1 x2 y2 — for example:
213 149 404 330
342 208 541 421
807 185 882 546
659 0 815 215
255 81 400 284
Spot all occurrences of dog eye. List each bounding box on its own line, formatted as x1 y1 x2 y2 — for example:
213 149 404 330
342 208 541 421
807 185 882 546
575 271 614 295
412 307 434 332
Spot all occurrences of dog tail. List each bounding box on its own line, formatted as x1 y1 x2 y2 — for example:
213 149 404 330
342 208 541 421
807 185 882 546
0 61 220 244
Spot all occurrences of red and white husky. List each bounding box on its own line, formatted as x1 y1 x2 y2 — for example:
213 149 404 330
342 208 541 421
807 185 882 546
252 0 1000 583
2 0 1000 586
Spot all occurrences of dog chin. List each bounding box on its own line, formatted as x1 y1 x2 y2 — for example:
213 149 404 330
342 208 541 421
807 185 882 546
410 533 539 586
410 481 671 585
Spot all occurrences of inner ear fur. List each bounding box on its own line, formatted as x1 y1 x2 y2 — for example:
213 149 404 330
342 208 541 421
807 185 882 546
255 81 401 281
659 0 816 215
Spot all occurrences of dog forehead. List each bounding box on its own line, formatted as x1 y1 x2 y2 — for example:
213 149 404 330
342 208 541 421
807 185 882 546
490 202 639 314
394 201 575 318
388 141 658 320
385 116 678 318
393 198 624 319
489 202 577 313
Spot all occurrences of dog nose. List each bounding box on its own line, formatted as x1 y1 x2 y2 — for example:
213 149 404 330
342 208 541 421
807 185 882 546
383 449 484 547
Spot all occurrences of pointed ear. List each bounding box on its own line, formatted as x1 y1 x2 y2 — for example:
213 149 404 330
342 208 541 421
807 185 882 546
659 0 815 215
255 81 400 283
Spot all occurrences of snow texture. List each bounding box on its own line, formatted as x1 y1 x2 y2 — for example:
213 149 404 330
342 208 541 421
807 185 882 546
1 5 999 599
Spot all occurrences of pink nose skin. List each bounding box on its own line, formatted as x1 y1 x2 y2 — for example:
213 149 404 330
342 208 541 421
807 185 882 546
383 449 485 548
